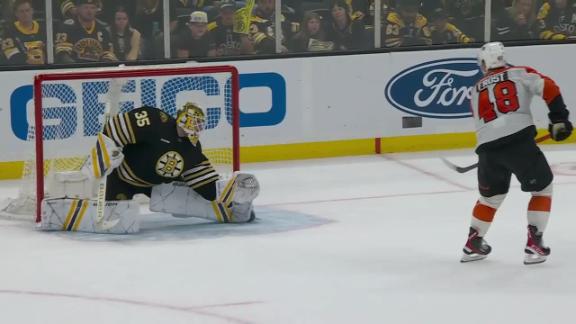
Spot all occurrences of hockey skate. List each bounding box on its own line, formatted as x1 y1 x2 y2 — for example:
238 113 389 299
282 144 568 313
524 225 550 265
461 227 492 263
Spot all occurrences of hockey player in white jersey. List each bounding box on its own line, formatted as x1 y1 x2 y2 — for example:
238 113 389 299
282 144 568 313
461 42 572 264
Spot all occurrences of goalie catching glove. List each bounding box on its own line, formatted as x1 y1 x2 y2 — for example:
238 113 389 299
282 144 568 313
81 133 124 179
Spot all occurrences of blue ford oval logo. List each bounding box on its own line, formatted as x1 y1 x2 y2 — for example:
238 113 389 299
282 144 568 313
385 58 482 119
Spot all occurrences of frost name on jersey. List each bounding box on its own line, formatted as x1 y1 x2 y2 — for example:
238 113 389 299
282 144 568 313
476 72 508 91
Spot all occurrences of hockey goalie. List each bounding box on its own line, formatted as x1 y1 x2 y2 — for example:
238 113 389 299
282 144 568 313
40 103 260 234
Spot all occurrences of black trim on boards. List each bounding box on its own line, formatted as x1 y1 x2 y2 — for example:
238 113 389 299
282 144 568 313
0 40 573 73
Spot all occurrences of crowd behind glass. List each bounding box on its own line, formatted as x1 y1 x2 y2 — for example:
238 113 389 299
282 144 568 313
0 0 573 66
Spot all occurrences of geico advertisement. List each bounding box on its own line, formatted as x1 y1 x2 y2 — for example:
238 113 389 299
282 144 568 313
0 67 289 161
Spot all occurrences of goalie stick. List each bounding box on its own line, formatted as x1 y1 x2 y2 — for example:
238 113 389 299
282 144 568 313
94 104 119 230
441 134 551 174
94 79 123 231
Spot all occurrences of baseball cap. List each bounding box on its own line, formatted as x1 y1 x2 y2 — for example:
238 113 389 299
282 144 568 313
189 11 208 24
220 0 235 10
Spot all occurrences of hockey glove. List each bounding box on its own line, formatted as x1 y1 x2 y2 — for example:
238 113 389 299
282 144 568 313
549 120 573 141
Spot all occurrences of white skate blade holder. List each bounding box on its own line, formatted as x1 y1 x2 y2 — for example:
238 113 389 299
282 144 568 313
524 254 547 265
460 253 488 263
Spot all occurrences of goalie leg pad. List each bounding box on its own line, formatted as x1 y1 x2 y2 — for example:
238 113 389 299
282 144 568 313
46 171 98 200
150 182 254 223
40 198 140 234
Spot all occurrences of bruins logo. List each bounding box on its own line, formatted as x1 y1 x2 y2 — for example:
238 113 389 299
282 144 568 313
155 151 184 178
74 38 103 61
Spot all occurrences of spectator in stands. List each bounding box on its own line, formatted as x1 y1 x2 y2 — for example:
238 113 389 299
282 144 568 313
175 11 215 58
109 6 141 61
325 0 368 50
133 0 164 59
383 0 431 47
170 0 215 34
492 0 540 41
429 7 473 44
59 0 102 20
54 0 117 63
365 0 393 27
421 0 446 17
289 11 334 52
448 0 485 41
208 1 253 56
347 0 370 21
537 0 576 40
1 0 46 65
251 0 297 52
59 1 135 28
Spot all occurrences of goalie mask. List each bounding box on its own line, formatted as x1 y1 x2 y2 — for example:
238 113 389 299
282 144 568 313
176 102 206 145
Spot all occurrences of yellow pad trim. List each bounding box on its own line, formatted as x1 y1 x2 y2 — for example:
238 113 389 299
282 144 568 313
62 199 79 231
91 147 100 178
211 201 224 223
218 175 237 204
97 133 111 170
72 200 89 231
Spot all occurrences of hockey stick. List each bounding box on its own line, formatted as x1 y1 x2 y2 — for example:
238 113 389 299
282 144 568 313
95 79 123 231
94 103 120 231
441 134 552 174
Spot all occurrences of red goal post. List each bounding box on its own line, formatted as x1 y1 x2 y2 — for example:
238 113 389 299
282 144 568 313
28 65 240 223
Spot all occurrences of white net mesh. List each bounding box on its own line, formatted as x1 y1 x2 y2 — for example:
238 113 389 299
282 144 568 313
1 66 238 221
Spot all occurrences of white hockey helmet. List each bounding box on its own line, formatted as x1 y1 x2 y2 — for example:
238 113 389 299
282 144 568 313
478 42 506 72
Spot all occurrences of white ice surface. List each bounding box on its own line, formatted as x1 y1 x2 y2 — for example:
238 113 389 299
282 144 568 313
2 145 576 324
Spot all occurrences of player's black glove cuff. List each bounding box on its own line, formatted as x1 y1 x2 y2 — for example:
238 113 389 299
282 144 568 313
547 95 569 122
549 120 573 141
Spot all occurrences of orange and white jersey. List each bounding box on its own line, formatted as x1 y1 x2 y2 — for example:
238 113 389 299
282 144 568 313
471 66 563 147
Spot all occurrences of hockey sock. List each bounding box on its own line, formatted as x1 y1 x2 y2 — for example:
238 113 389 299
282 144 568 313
472 202 495 237
471 194 506 236
528 184 552 233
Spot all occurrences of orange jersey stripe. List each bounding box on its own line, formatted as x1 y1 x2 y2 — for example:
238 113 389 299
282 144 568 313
473 201 496 222
528 196 552 212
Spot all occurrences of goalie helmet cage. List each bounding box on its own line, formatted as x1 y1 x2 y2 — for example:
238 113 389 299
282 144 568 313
30 65 240 223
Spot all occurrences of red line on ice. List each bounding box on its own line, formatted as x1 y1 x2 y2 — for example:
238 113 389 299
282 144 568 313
0 289 261 324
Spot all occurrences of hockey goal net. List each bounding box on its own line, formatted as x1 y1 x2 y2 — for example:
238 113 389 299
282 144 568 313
2 65 240 223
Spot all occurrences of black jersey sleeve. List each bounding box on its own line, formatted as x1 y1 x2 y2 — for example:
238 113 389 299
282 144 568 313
1 34 25 64
103 106 170 146
180 160 220 190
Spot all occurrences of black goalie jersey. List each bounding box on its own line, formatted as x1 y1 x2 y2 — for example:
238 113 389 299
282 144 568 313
55 18 117 63
103 106 219 200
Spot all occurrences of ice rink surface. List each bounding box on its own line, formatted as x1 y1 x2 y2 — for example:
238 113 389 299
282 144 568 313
2 145 576 324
